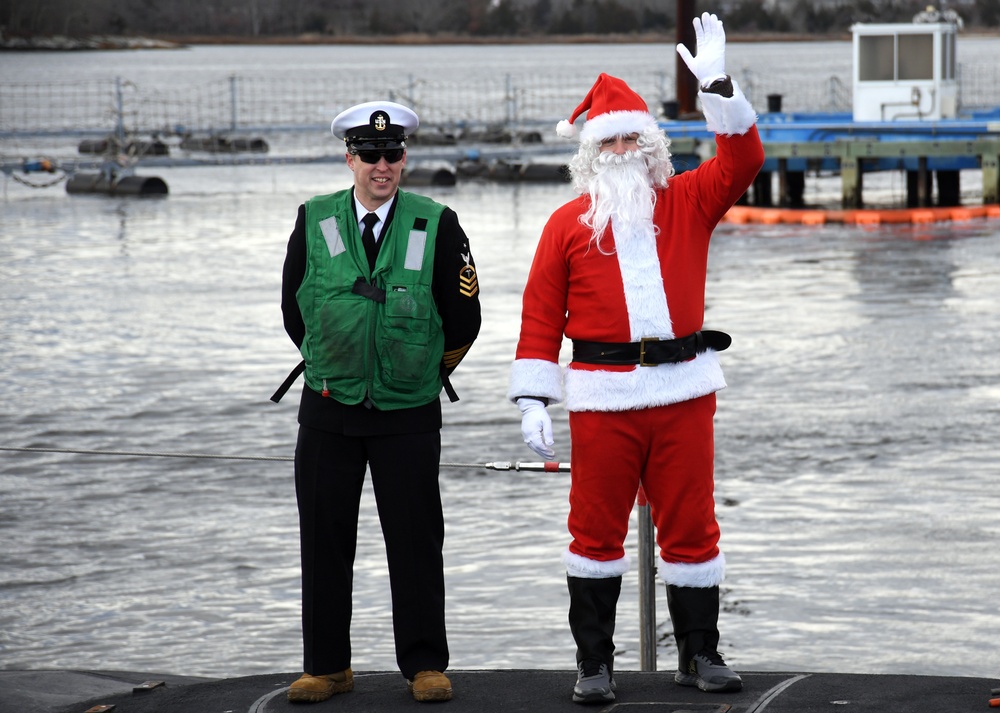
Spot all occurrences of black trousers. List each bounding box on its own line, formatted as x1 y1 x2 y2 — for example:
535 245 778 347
294 424 449 679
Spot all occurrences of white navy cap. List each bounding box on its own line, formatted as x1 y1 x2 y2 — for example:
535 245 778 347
331 101 419 150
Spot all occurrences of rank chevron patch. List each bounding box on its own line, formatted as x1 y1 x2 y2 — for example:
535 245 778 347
459 265 479 297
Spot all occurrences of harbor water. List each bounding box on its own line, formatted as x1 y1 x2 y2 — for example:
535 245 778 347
1 41 999 681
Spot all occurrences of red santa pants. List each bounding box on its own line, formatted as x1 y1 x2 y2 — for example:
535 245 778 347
567 393 721 566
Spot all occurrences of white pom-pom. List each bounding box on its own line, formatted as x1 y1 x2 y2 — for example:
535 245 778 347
556 119 577 139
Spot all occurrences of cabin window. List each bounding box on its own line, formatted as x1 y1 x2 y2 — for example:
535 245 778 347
898 33 934 80
858 35 895 81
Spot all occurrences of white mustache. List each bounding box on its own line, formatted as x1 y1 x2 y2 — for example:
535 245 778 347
595 149 645 167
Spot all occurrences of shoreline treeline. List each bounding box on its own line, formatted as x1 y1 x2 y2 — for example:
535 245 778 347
2 0 998 44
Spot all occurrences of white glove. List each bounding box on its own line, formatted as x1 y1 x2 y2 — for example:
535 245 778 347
676 12 728 88
517 397 555 460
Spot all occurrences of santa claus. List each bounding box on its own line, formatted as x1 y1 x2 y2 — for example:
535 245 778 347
507 12 765 704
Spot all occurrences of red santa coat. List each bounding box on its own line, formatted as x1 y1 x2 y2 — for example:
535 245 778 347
509 127 765 413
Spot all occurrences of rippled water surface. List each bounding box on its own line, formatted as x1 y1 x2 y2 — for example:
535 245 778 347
2 43 1000 681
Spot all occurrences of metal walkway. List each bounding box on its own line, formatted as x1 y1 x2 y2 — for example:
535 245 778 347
3 668 999 713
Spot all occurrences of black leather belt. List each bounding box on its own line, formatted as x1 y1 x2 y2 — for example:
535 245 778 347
572 330 731 367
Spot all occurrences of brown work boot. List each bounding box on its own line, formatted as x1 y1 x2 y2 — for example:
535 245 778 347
407 670 453 702
287 668 354 702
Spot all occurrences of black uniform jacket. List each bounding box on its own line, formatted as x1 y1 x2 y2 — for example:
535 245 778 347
280 191 482 436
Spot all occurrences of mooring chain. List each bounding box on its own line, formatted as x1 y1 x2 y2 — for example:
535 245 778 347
0 446 569 472
8 158 68 188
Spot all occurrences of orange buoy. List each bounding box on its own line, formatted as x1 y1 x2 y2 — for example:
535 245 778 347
724 204 1000 226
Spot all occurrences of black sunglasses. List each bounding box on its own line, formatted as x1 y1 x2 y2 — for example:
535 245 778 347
354 148 405 164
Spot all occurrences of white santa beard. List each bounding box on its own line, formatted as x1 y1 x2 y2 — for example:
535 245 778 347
585 152 672 340
584 151 656 251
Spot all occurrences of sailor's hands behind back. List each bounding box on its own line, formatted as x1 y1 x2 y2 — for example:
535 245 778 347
676 11 727 87
517 398 555 460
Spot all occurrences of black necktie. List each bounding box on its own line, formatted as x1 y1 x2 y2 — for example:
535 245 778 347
361 212 379 272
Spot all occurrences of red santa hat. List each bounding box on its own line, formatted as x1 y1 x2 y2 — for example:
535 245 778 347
556 73 658 142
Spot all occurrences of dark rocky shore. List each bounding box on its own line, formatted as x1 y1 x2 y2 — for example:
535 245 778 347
0 35 184 50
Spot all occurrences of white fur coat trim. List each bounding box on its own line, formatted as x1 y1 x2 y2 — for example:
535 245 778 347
508 357 564 404
564 548 631 578
699 79 758 137
658 552 726 587
614 219 672 338
564 351 726 412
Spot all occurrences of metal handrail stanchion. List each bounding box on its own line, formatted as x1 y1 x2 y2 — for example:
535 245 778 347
637 500 658 671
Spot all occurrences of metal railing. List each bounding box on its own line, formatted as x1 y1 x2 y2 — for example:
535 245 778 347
4 62 995 143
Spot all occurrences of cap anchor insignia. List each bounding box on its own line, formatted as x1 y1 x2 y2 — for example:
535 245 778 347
331 101 419 152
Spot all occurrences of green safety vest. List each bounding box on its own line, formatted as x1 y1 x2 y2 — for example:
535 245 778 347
297 189 445 410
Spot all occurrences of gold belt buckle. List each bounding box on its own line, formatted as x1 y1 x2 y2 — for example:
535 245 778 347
639 337 659 366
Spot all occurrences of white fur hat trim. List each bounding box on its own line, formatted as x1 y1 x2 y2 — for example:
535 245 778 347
579 110 658 143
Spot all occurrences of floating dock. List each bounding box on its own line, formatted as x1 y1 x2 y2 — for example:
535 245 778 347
662 15 1000 216
662 111 1000 212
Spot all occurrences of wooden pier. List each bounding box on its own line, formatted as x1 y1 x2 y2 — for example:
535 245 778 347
757 137 1000 209
666 123 1000 212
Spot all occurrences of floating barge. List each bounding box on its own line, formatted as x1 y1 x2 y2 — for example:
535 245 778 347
663 114 1000 222
663 13 1000 223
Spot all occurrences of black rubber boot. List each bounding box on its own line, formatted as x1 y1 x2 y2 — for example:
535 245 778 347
666 584 721 668
567 575 621 703
666 584 742 692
